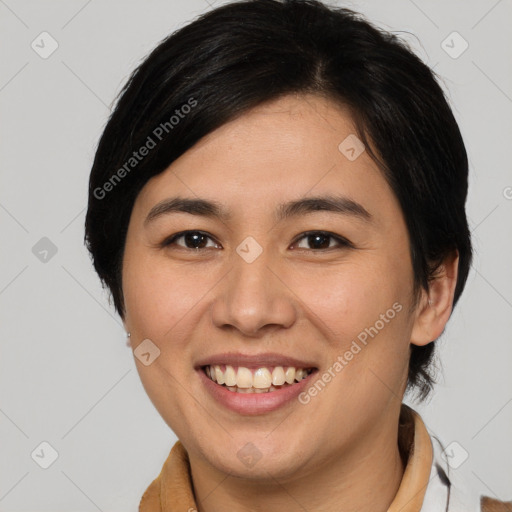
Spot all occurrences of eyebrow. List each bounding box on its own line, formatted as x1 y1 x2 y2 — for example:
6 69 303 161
144 195 372 226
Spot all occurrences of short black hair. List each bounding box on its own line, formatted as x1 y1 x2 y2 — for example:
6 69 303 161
85 0 472 400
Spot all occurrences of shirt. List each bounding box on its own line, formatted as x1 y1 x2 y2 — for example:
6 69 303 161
139 404 512 511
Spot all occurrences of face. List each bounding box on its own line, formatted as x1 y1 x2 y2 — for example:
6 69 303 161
122 93 421 481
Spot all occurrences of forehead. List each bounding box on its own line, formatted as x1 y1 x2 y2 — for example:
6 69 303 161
134 93 399 225
187 93 362 168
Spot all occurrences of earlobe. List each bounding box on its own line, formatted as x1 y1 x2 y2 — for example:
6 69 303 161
410 251 459 347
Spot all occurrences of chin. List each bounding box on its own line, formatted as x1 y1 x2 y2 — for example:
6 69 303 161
203 433 313 481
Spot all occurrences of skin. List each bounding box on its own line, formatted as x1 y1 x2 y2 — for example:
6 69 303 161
122 93 458 512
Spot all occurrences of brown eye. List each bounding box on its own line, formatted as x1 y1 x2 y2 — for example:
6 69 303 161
291 231 353 251
163 231 220 250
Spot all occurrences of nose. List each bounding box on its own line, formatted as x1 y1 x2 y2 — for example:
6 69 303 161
211 242 297 337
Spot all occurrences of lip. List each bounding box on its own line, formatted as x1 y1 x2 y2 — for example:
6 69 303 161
197 366 318 415
194 352 318 370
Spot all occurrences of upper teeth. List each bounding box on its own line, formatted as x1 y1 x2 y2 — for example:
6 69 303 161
205 365 312 389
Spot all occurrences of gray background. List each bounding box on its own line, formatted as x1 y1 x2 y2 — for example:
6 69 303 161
1 0 511 510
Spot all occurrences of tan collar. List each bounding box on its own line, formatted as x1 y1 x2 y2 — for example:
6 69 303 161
390 404 434 511
139 404 433 512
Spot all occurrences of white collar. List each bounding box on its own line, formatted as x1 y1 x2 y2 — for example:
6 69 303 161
421 434 481 511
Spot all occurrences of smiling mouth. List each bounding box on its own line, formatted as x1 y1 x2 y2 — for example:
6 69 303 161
203 364 316 393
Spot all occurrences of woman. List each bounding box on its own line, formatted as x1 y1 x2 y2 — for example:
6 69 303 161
85 0 511 510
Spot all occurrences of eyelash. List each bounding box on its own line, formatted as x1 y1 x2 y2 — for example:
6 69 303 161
160 230 354 252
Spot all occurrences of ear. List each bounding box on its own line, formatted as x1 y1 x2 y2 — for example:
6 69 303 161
410 250 459 347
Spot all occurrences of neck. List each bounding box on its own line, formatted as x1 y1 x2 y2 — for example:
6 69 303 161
188 410 405 512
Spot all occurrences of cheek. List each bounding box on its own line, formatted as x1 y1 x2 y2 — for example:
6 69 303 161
122 247 210 431
123 247 210 341
285 256 412 396
283 255 410 343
